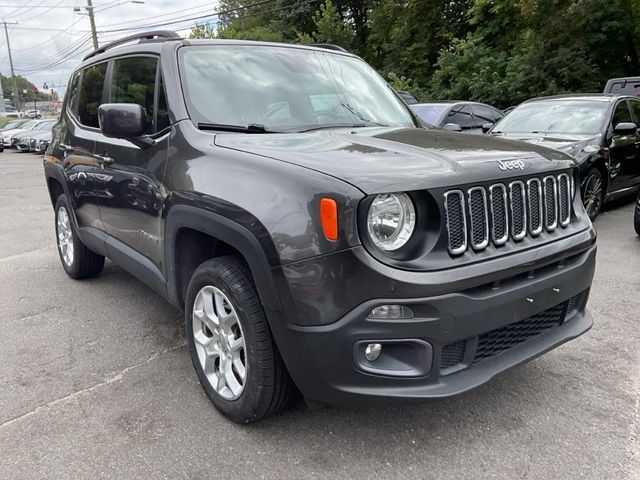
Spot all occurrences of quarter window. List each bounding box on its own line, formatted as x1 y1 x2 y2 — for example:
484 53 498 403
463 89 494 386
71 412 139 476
66 70 81 116
156 72 170 132
78 62 107 128
110 56 158 134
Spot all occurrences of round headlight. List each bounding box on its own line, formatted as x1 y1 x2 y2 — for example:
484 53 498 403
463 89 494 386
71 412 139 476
366 193 416 251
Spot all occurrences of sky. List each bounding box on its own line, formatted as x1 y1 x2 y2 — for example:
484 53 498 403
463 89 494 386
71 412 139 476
0 0 220 100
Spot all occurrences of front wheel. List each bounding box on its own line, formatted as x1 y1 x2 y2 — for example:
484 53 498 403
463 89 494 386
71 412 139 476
581 169 605 220
54 195 105 279
185 256 293 423
634 197 640 236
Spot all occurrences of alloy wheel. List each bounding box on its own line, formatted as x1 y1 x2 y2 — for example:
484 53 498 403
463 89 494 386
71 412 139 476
582 173 603 218
192 286 247 400
57 206 74 267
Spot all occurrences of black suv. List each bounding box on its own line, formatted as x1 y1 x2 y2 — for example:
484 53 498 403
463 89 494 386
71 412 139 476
44 32 597 423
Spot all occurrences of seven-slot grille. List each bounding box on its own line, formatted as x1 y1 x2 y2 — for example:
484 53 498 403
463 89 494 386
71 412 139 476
444 172 573 255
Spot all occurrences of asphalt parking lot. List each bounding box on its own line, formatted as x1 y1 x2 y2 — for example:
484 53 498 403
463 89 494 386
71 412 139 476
0 149 638 479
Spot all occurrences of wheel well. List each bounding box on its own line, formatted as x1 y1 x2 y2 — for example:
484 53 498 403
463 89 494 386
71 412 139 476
47 177 64 206
174 228 245 304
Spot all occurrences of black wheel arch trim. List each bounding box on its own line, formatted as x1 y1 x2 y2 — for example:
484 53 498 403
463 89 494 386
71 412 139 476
165 205 283 312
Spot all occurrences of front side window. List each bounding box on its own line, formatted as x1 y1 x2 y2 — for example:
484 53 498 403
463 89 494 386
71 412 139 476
472 104 503 124
612 101 633 127
630 100 640 124
179 45 415 131
446 105 474 128
110 56 158 134
78 62 107 128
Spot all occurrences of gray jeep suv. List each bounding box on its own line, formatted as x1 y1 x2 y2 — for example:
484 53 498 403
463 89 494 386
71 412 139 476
43 31 596 423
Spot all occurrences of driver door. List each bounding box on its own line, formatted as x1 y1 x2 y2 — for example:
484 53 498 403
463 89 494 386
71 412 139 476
608 100 640 191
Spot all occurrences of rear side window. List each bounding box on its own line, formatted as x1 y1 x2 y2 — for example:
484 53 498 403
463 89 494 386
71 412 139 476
78 62 107 128
110 56 158 134
66 71 81 117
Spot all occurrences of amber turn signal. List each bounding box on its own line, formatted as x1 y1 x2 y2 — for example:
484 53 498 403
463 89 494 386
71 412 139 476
320 197 338 241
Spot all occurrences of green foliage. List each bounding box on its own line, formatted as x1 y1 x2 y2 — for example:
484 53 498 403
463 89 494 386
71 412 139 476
190 0 640 107
0 74 51 106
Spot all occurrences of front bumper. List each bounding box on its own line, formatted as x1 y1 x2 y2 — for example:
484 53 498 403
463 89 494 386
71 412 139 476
269 230 596 406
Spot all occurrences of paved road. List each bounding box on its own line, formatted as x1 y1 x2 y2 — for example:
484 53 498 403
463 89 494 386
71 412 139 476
0 150 638 479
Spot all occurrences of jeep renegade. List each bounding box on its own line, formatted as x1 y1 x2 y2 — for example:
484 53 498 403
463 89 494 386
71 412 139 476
43 31 597 423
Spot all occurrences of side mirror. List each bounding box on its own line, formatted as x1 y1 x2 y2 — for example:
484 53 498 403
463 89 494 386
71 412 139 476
482 122 494 134
98 104 153 148
443 123 462 132
613 122 637 136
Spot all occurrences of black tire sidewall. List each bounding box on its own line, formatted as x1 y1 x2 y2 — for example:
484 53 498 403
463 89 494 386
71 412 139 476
185 259 275 423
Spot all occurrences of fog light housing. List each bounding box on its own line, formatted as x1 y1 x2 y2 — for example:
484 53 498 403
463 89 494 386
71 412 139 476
364 343 382 361
367 304 414 320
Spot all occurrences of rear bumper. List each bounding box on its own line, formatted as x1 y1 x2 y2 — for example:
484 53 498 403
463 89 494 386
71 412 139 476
269 236 596 406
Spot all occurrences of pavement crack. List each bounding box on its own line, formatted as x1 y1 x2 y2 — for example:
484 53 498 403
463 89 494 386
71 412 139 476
0 342 186 430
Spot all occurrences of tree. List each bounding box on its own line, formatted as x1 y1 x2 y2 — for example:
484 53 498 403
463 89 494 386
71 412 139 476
310 0 354 49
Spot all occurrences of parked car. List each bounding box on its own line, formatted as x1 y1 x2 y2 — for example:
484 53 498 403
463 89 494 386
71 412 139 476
0 118 30 133
635 193 640 235
489 94 640 219
44 32 596 423
410 101 504 133
8 119 54 150
15 119 55 152
30 127 53 153
604 77 640 96
24 109 42 119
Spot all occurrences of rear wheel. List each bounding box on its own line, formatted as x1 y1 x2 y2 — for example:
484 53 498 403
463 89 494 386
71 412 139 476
581 169 604 220
185 256 292 423
54 195 105 279
634 197 640 236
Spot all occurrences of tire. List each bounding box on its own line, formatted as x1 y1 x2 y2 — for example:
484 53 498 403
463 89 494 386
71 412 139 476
185 255 293 423
580 168 605 220
634 200 640 236
54 195 105 279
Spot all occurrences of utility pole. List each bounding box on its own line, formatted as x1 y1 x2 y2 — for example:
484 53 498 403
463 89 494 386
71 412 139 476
2 20 20 111
86 0 98 50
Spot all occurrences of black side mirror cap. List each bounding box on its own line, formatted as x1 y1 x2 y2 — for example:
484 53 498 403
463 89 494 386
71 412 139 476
482 122 494 134
98 103 154 148
443 123 462 132
613 122 637 136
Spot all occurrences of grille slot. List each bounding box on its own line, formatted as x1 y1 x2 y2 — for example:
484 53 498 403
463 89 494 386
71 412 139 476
444 171 574 255
473 301 568 364
509 181 527 240
527 178 543 236
468 187 489 250
489 184 508 245
543 175 558 231
558 173 571 227
440 341 465 370
444 190 467 255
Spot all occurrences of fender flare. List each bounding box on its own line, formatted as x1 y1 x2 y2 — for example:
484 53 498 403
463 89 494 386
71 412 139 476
164 205 282 312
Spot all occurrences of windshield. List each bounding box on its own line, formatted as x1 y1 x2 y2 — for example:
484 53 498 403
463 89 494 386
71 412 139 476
179 45 416 132
34 121 54 130
4 121 20 129
493 100 608 135
411 104 449 125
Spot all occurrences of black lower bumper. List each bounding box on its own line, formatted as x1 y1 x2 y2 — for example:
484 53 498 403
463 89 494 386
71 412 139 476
270 243 596 406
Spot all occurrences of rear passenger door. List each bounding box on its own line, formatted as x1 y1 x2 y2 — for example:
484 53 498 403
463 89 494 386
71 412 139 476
627 99 640 187
94 55 170 272
60 63 108 232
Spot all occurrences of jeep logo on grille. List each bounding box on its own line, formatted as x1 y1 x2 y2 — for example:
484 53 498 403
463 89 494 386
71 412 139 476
498 160 525 171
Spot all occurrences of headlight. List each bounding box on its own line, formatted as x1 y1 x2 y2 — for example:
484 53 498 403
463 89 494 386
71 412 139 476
366 193 416 251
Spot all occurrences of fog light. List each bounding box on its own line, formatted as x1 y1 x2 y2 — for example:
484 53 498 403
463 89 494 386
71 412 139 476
368 304 413 320
364 343 382 361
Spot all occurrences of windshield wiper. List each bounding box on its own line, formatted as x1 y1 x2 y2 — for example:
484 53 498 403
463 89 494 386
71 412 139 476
197 123 278 133
297 123 369 133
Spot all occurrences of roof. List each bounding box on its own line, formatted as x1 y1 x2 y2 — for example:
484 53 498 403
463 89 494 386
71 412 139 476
522 93 631 103
79 32 358 69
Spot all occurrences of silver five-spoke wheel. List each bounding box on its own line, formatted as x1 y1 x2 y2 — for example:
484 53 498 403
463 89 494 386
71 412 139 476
57 206 74 267
192 286 247 400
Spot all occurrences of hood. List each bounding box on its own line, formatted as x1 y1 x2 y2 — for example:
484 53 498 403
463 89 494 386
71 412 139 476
491 132 601 162
30 130 52 141
214 127 575 194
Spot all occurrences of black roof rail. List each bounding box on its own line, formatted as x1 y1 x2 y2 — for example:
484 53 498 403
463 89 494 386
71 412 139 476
83 30 182 61
310 43 348 52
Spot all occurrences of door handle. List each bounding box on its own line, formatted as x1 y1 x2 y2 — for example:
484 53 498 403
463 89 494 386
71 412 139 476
59 143 74 152
94 154 114 166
